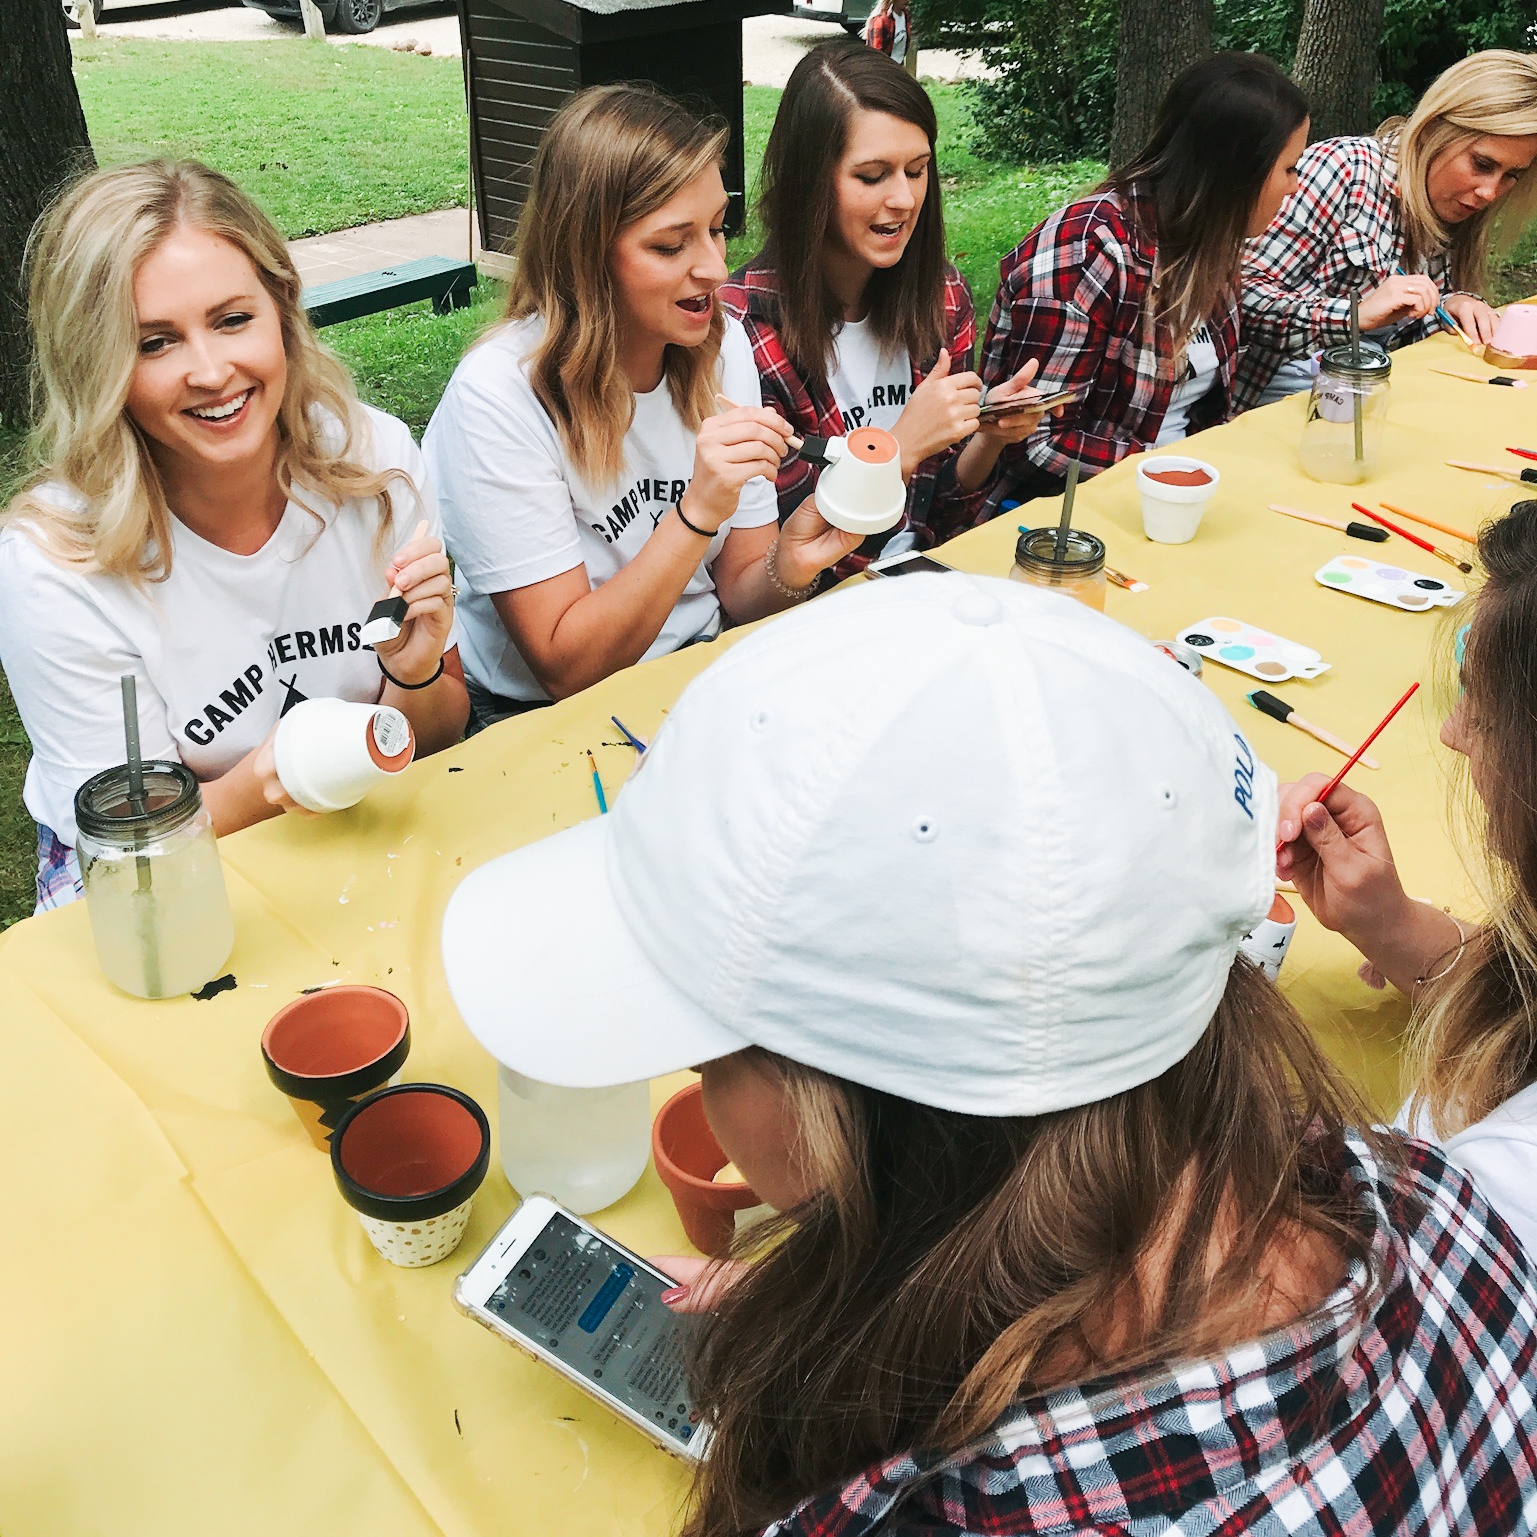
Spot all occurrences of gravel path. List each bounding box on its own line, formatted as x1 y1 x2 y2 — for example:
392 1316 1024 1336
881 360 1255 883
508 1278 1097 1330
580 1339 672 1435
87 0 991 83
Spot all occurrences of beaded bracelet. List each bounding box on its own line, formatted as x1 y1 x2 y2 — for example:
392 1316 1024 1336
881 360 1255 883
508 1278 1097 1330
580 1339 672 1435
1415 913 1471 987
765 539 818 602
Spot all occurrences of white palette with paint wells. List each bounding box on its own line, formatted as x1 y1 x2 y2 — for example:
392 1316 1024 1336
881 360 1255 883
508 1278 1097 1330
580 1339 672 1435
1315 555 1465 612
1175 619 1331 683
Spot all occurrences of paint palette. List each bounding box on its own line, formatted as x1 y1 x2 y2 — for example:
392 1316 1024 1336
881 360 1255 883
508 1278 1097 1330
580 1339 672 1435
1315 556 1464 612
1175 618 1331 683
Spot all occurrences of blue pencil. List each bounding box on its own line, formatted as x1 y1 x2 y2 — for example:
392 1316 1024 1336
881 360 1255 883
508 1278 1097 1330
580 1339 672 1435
586 751 609 815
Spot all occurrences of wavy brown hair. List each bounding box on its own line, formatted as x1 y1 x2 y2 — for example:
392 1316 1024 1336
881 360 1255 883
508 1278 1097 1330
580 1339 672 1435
1409 500 1537 1136
1103 52 1308 347
9 158 403 583
754 42 947 396
682 959 1387 1537
1383 50 1537 298
498 84 727 487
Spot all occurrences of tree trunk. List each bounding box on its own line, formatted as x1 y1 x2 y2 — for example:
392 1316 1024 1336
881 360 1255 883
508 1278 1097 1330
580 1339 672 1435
1109 0 1212 167
1292 0 1387 143
0 0 95 429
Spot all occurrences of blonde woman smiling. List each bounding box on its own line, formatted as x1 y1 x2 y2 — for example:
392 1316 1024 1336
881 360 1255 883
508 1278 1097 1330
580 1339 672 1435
0 160 466 911
424 86 861 730
1239 50 1537 408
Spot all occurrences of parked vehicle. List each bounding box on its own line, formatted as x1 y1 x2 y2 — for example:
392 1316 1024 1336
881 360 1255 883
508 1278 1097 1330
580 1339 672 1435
241 0 438 33
63 0 109 26
791 0 867 34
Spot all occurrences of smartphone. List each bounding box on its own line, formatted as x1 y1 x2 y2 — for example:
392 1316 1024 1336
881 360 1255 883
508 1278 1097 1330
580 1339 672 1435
866 551 956 578
453 1195 709 1461
977 386 1080 422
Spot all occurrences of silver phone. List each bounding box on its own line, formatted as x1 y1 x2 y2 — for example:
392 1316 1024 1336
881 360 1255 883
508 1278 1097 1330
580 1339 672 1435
453 1194 710 1460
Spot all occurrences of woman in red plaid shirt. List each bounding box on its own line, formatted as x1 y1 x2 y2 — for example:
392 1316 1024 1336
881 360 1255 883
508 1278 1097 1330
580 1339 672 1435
978 54 1308 509
1237 51 1537 410
863 0 914 76
719 44 1047 560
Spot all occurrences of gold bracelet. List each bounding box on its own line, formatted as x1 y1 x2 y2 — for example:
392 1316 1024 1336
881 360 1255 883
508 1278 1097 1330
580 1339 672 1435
764 539 819 602
1416 913 1471 987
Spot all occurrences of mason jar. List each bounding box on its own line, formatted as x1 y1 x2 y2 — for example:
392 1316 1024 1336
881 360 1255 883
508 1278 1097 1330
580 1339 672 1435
1009 527 1107 611
74 761 234 999
1299 343 1392 485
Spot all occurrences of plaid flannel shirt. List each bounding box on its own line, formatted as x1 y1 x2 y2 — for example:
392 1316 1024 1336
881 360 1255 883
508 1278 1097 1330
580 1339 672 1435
718 260 989 563
865 10 913 54
1236 136 1449 411
977 184 1240 514
762 1132 1537 1537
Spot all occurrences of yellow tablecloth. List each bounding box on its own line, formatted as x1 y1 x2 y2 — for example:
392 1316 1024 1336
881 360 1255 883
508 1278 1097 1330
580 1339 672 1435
0 327 1527 1534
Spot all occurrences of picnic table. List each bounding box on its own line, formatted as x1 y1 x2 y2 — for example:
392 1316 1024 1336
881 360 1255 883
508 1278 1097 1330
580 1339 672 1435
0 325 1517 1535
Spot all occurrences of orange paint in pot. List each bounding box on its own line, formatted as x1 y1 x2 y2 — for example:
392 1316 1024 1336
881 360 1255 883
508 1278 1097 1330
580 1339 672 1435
1144 467 1213 487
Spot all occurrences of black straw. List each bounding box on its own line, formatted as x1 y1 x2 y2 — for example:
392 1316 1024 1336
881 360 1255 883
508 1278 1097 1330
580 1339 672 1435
1053 460 1080 565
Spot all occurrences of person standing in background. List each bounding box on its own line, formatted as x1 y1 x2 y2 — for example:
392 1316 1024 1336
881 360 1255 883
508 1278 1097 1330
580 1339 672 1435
865 0 916 76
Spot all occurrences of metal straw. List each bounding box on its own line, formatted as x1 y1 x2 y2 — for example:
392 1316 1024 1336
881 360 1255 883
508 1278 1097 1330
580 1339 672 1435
1052 459 1081 569
1349 286 1364 463
121 674 162 997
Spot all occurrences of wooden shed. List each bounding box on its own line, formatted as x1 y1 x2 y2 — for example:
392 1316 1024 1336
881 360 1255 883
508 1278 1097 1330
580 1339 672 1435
456 0 789 270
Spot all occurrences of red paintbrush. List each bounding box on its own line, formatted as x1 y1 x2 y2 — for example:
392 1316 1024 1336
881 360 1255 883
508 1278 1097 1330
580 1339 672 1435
1276 682 1421 853
1507 447 1537 462
1351 503 1474 574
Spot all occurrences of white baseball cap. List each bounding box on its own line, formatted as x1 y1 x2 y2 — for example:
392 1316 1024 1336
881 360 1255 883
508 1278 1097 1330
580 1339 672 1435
441 575 1277 1116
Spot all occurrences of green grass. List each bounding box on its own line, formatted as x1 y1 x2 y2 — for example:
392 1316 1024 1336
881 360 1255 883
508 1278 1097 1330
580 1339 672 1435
72 38 469 237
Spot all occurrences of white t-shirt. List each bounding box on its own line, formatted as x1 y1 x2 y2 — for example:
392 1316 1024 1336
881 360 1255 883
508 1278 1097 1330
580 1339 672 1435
0 406 445 847
1155 323 1219 446
1396 1081 1537 1257
423 315 778 703
826 319 913 435
890 11 908 62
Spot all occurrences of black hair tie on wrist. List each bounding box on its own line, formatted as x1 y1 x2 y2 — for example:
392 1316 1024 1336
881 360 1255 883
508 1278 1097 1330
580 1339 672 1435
674 501 714 538
377 655 444 690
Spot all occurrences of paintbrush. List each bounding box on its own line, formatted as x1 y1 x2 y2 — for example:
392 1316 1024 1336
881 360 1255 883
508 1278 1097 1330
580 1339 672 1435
1429 367 1527 388
1351 504 1473 574
1377 500 1475 544
610 715 648 753
1508 447 1537 461
360 519 431 646
1246 688 1380 768
1446 458 1537 485
1276 682 1419 853
586 750 608 815
1268 503 1390 542
1104 566 1148 593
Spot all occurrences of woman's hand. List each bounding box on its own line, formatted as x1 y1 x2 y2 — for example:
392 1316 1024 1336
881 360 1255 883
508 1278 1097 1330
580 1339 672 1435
775 494 866 588
247 726 310 817
1357 273 1440 331
974 358 1049 446
652 1256 748 1313
890 347 983 476
372 526 455 686
1275 774 1409 944
683 407 793 533
1442 292 1499 346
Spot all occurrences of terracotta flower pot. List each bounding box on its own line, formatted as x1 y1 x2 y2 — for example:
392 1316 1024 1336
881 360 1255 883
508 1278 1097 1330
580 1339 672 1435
329 1083 490 1267
261 986 410 1149
652 1082 761 1257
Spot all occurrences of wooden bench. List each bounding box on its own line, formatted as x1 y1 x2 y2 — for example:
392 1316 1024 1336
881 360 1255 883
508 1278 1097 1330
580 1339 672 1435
302 255 478 327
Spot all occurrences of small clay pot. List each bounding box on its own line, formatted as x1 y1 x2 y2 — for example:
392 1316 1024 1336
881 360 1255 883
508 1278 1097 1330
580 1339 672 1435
330 1083 490 1267
652 1082 762 1257
262 986 411 1150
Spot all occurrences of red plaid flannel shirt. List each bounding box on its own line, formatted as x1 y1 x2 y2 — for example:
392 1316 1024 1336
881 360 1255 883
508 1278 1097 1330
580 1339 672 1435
761 1133 1537 1537
1236 135 1449 410
718 259 989 561
865 9 913 54
977 183 1240 511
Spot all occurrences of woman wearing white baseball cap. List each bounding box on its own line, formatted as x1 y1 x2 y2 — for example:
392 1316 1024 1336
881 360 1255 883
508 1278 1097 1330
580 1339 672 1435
442 576 1537 1537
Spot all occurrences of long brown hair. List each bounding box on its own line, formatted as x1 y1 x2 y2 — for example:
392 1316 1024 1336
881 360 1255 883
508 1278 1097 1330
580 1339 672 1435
499 84 727 487
1383 50 1537 298
1103 52 1308 345
755 42 947 396
1409 499 1537 1136
683 960 1385 1537
9 159 402 583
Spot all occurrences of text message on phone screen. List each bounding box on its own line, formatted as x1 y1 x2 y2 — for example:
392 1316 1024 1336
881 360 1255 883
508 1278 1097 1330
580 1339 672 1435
487 1214 701 1447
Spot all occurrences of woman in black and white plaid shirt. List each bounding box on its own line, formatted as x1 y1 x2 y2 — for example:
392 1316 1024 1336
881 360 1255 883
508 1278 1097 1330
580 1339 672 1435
1237 50 1537 410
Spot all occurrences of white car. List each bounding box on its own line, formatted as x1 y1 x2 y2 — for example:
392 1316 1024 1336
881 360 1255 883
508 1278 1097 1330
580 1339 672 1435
63 0 111 25
792 0 868 33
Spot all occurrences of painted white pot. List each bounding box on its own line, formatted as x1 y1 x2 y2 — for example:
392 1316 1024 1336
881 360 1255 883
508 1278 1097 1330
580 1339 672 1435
1135 456 1220 544
273 698 415 813
815 427 906 538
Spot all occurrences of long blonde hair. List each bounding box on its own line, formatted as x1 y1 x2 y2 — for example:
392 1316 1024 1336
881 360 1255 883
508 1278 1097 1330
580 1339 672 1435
683 961 1386 1537
1408 501 1537 1137
1383 50 1537 295
10 158 402 583
499 84 727 487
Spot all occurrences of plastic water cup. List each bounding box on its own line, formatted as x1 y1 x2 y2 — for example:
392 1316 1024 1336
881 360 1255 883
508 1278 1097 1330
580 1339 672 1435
1135 456 1220 544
